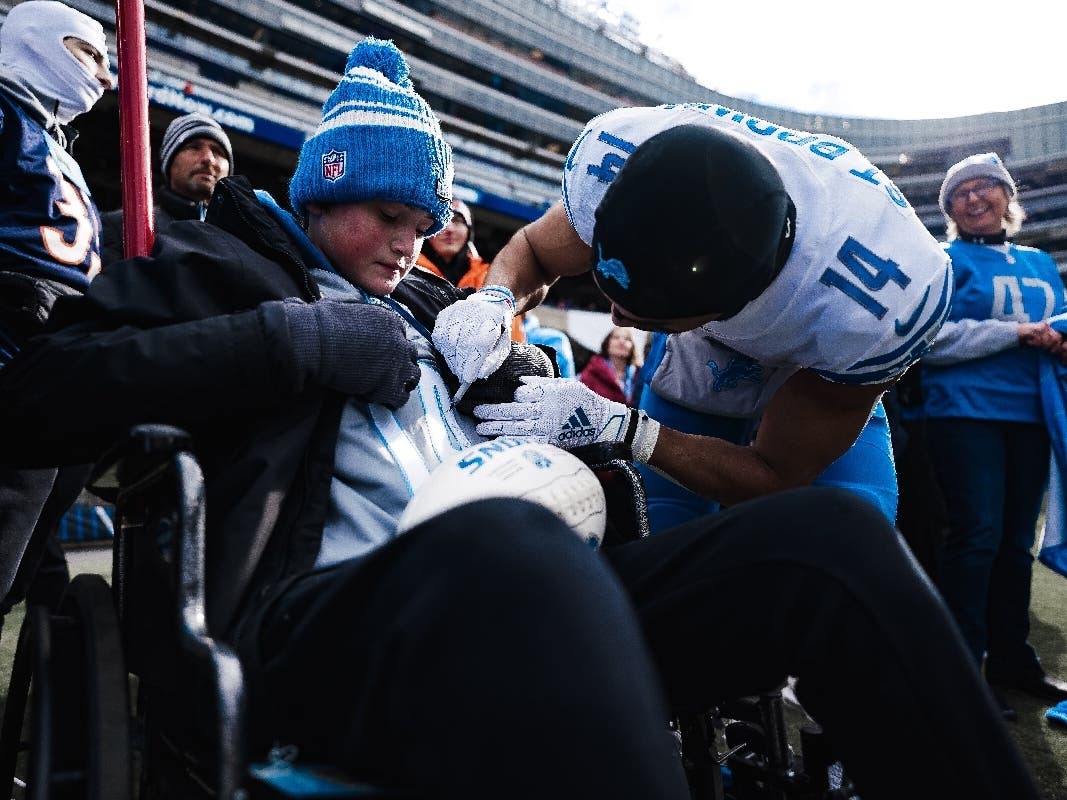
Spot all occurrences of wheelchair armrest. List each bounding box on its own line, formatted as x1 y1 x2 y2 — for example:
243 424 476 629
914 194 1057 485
95 424 249 796
569 442 650 541
88 424 195 501
569 442 632 466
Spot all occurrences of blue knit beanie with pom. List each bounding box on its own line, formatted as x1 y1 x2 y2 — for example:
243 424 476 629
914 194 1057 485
289 38 453 234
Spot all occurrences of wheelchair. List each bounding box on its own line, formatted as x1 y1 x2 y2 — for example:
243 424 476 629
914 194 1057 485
0 425 856 799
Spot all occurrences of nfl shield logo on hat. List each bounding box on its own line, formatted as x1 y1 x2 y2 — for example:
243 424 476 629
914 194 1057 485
322 150 346 182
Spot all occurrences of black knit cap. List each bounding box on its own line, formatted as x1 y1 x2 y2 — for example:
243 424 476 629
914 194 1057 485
591 124 794 320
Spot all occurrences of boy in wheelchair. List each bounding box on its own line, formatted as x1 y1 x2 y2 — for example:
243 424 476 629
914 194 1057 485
0 38 1039 800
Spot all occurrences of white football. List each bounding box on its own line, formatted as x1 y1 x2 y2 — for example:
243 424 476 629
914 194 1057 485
397 438 607 549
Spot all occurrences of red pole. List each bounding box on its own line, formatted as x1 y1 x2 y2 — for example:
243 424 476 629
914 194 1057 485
115 0 154 258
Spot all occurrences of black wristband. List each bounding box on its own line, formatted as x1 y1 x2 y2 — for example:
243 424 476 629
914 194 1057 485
621 408 639 455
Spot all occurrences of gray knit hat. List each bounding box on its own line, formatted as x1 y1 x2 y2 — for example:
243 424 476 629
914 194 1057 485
160 113 234 178
939 152 1015 215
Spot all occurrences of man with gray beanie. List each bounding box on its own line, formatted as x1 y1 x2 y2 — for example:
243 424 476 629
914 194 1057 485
0 0 112 630
100 111 233 263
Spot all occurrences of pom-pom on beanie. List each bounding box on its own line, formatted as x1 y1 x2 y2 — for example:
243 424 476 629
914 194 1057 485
939 152 1016 215
289 38 453 234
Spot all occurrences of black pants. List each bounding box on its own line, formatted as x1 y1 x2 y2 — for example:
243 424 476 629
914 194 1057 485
242 487 1037 800
0 282 84 622
0 466 55 602
926 418 1049 670
0 464 85 617
894 418 950 579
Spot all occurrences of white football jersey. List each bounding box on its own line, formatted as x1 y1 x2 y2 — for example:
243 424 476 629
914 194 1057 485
562 104 952 416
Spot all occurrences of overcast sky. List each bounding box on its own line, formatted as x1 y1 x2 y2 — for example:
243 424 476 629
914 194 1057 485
608 0 1063 120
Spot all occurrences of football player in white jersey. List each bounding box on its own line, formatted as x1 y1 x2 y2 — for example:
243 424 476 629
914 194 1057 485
434 105 952 529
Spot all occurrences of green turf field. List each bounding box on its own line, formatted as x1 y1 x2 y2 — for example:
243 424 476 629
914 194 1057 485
1013 560 1067 798
1 544 1065 796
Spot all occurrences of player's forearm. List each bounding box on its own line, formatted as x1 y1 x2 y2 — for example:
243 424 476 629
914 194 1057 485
486 226 557 313
647 426 816 508
486 204 592 313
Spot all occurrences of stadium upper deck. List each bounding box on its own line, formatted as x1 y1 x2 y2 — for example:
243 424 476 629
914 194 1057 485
6 0 1066 287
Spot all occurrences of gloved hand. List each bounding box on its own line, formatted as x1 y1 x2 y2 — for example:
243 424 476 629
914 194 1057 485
451 342 558 415
431 285 515 385
474 376 660 464
280 298 420 409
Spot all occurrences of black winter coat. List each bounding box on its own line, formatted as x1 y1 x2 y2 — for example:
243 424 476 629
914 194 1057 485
0 176 467 637
99 184 211 265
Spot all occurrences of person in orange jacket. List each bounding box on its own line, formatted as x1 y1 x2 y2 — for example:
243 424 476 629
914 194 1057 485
416 198 525 342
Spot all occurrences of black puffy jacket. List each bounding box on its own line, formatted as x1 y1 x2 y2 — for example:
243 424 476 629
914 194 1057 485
0 175 470 637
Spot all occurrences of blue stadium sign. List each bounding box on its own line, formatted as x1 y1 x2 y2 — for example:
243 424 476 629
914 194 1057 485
139 81 549 222
145 81 310 150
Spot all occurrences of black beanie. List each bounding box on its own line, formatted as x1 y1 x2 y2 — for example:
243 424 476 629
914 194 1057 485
591 124 793 320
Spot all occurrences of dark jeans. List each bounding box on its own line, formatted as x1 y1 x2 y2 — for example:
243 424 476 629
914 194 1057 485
241 488 1036 800
0 464 84 619
926 418 1048 672
0 466 55 601
1 285 83 621
893 418 950 580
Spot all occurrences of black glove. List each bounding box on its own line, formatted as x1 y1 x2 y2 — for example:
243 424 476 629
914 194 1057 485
281 299 420 409
453 342 558 415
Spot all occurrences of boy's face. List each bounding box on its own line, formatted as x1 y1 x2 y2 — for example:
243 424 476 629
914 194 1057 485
307 201 435 296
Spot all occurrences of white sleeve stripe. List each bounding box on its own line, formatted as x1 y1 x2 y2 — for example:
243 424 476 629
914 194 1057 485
369 404 432 492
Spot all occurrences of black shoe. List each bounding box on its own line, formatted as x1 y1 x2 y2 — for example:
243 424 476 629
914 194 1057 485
988 667 1067 702
991 688 1017 722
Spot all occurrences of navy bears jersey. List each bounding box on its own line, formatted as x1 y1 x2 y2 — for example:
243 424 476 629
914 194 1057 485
0 91 102 288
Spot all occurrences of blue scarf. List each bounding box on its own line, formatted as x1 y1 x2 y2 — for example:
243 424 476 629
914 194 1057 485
1038 316 1067 579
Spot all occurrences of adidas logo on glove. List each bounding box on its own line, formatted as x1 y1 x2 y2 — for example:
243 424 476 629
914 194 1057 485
471 375 661 466
557 406 598 443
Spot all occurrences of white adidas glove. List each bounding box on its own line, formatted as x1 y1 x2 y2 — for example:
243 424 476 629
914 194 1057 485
432 286 516 385
473 376 660 464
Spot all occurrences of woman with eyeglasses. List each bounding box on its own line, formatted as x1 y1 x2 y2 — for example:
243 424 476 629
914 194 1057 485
913 153 1067 720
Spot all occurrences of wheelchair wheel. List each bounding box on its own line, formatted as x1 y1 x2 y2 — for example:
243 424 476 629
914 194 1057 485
0 574 131 800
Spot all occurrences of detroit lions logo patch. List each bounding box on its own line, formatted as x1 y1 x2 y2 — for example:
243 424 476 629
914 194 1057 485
707 355 763 391
595 244 630 289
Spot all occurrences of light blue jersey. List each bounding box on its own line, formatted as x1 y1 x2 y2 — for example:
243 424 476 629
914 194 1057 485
920 240 1066 422
310 268 485 568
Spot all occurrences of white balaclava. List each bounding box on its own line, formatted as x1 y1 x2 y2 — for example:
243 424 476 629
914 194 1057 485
0 1 110 124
